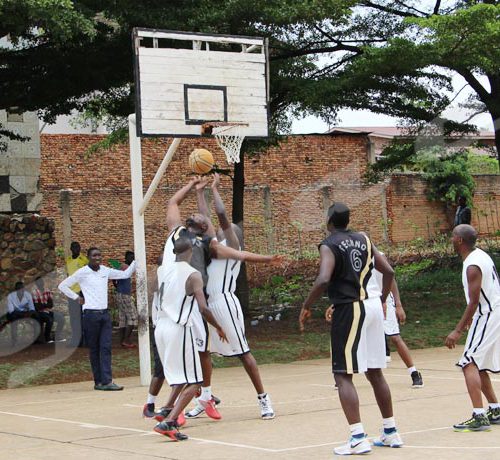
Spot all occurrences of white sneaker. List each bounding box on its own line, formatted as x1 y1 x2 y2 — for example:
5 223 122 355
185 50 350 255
185 399 205 418
385 356 391 363
258 393 275 420
334 436 371 455
373 430 403 448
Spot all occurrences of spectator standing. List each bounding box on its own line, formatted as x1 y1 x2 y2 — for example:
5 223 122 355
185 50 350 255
58 247 136 391
454 195 472 227
65 242 88 347
113 251 138 348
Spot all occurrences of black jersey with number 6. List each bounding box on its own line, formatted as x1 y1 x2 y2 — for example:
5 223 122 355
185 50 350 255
320 230 373 305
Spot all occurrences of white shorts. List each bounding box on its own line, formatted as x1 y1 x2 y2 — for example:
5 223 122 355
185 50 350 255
384 295 400 336
458 308 500 372
154 316 203 386
331 297 386 374
191 307 209 352
208 292 250 357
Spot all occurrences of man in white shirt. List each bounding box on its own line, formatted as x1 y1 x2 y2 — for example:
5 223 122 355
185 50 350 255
7 281 39 345
59 247 136 391
446 224 500 431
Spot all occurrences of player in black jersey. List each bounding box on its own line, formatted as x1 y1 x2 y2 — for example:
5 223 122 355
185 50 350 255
299 202 404 455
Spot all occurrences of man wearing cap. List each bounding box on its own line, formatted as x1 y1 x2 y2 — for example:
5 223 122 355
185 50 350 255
299 202 403 455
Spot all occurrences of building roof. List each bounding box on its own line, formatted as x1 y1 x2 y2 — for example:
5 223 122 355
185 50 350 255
328 126 495 139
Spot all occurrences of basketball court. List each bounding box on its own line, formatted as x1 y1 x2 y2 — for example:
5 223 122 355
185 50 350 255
1 347 499 459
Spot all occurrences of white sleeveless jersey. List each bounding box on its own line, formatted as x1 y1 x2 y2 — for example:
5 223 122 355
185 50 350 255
158 261 199 326
462 248 500 315
365 263 382 299
206 240 241 297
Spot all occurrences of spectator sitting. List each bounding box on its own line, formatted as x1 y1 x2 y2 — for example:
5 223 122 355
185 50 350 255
32 277 66 343
7 281 39 344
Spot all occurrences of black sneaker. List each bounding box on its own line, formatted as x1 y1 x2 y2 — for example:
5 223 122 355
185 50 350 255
212 395 221 406
154 420 188 441
454 413 491 432
143 403 155 418
98 382 124 391
411 371 424 388
487 407 500 425
154 406 171 422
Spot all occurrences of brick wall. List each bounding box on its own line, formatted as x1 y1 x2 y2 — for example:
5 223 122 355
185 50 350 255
39 134 499 279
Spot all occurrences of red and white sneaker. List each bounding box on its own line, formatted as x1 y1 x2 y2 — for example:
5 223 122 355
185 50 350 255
200 398 222 420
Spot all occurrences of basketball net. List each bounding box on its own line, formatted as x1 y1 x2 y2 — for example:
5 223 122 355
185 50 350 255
212 124 246 164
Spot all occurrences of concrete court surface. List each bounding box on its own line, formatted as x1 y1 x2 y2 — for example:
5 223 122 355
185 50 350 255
1 347 499 460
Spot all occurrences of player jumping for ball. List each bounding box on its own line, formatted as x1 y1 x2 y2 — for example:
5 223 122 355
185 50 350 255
185 173 275 420
156 176 281 421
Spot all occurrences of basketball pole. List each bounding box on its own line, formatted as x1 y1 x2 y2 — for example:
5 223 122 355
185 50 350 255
128 114 151 386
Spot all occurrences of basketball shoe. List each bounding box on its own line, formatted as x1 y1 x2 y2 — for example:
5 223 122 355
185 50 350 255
154 420 188 441
411 371 424 388
258 393 275 420
186 397 221 419
373 429 404 448
154 407 186 426
334 435 371 455
487 407 500 425
143 403 155 418
453 413 491 432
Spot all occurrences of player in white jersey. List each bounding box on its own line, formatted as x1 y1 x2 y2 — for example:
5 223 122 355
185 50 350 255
446 224 500 431
186 173 275 420
153 237 227 441
163 176 281 420
366 265 423 388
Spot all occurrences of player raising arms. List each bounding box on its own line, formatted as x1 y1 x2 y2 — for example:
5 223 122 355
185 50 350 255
446 224 500 432
156 176 281 421
187 173 275 420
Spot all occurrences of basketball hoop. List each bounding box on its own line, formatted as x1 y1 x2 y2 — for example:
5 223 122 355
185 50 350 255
202 122 248 164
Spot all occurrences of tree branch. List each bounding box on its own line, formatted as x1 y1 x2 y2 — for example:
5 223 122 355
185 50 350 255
361 1 421 18
433 0 442 15
457 68 492 105
461 108 487 125
271 44 362 61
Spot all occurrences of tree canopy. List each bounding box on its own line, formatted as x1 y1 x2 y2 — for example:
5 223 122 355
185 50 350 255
0 0 498 161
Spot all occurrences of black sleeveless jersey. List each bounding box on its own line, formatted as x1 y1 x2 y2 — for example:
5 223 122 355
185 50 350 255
320 230 373 305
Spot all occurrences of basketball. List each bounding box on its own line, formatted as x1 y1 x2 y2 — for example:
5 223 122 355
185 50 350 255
189 148 215 174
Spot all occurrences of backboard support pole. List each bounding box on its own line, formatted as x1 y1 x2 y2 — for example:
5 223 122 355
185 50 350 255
139 138 181 216
128 114 151 386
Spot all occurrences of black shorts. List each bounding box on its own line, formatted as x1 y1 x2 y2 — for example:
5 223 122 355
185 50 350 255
151 331 165 379
330 301 366 374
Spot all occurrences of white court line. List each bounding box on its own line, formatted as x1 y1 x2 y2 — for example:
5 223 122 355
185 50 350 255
1 408 498 454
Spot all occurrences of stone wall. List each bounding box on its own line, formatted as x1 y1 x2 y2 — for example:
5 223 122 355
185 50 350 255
0 215 56 297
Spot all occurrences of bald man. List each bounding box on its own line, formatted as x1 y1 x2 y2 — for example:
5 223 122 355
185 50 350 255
446 224 500 431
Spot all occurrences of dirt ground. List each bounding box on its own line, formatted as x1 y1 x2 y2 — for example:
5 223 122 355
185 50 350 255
1 347 500 460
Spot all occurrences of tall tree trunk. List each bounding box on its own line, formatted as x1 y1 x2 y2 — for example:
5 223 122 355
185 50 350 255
491 112 500 172
232 152 250 315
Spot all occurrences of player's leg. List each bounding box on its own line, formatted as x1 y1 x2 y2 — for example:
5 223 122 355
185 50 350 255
390 334 423 387
453 362 490 431
480 371 500 424
364 297 403 448
154 384 198 441
239 352 275 419
143 334 165 418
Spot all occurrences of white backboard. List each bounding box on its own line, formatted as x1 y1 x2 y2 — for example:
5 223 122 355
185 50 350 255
133 28 269 138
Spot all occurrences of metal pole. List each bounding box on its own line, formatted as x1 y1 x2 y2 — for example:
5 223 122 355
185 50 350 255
128 114 151 385
139 138 181 216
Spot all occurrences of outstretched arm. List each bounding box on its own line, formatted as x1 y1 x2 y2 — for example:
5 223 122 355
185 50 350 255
299 245 335 332
211 173 239 250
194 177 217 238
166 177 199 233
210 239 281 265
